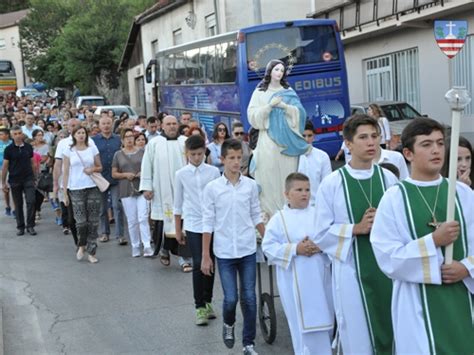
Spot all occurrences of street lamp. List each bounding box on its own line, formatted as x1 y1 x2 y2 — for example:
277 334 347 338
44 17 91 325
444 86 471 264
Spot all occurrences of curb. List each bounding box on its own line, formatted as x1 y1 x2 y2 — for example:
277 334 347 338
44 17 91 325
0 307 3 355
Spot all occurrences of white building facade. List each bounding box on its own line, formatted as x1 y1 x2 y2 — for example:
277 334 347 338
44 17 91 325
310 0 474 139
0 9 29 89
120 0 314 116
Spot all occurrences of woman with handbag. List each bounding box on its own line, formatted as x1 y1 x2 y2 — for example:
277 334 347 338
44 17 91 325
62 126 103 263
112 128 152 257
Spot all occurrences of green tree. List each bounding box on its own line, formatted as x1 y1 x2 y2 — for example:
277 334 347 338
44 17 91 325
457 27 467 39
435 26 445 38
20 0 154 93
0 0 29 14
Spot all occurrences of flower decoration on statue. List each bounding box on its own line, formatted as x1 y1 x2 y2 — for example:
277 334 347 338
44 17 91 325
250 43 296 78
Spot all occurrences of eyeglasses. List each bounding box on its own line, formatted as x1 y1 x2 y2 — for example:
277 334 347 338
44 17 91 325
234 132 245 136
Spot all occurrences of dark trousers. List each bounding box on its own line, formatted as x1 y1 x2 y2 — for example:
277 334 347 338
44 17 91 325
61 197 78 246
216 253 257 347
186 231 215 309
35 189 44 213
10 179 36 230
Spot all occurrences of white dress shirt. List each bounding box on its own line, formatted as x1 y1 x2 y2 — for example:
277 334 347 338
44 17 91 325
202 174 263 259
377 148 409 180
173 161 220 233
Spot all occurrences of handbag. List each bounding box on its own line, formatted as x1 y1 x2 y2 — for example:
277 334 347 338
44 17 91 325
37 171 53 192
75 149 110 192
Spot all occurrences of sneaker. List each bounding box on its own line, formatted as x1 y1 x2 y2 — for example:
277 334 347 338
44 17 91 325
143 247 153 257
56 217 63 226
222 323 235 349
5 207 11 216
243 345 258 355
195 307 208 326
205 303 216 319
132 247 141 257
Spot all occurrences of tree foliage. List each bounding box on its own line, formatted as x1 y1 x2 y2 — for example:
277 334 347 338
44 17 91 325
0 0 29 14
19 0 155 94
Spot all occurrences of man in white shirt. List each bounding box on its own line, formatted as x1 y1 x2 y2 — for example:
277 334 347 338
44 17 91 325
174 135 220 325
374 145 409 180
21 113 42 139
201 139 265 355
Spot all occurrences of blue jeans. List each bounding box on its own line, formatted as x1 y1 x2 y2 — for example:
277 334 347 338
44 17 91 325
216 253 257 347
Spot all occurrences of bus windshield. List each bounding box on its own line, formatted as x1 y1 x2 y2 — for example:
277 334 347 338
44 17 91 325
246 25 339 71
0 60 14 74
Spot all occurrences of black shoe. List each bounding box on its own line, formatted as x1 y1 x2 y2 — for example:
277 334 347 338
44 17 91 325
222 323 235 349
27 227 37 236
16 229 25 236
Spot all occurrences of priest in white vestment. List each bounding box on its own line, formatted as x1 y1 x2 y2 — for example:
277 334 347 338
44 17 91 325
140 115 191 268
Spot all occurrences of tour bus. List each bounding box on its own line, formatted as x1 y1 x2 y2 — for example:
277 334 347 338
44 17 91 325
148 19 350 157
0 60 17 93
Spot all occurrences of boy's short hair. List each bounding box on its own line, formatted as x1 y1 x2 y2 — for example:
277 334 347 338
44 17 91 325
343 114 380 142
304 121 314 131
379 162 400 179
285 172 310 192
10 125 22 132
147 116 157 124
221 138 242 158
401 117 445 152
232 122 244 130
185 134 205 150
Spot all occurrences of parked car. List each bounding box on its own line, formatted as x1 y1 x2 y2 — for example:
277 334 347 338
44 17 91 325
94 105 138 119
351 101 427 149
16 88 48 100
75 95 106 108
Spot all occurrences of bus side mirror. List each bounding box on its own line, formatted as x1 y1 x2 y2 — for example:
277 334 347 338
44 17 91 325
145 67 152 84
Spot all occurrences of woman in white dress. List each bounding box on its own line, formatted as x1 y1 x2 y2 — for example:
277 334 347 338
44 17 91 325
247 59 309 217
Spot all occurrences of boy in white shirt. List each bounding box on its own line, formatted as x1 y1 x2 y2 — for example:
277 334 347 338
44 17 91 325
262 172 334 354
202 139 265 355
174 135 220 326
298 121 332 205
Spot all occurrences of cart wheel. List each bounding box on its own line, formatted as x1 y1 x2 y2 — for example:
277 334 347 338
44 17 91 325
259 292 277 344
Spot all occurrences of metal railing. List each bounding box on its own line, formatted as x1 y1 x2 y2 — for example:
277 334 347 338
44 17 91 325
309 0 445 34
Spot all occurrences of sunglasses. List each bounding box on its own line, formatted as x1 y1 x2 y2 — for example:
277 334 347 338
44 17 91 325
234 132 245 136
302 134 314 138
217 128 227 132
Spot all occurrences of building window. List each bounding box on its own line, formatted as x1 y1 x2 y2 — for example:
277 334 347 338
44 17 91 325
452 35 474 115
0 39 6 50
173 28 182 46
205 13 217 37
151 39 158 56
364 48 420 111
135 76 145 112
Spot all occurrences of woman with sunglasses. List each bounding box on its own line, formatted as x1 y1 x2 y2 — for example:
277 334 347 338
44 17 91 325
206 122 229 173
112 128 152 257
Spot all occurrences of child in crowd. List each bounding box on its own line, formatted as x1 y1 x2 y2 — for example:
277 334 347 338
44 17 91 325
262 172 333 354
0 127 12 216
298 122 332 205
201 139 265 355
173 135 220 325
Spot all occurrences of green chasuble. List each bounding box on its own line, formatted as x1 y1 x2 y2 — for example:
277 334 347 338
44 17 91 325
399 179 474 355
340 165 394 355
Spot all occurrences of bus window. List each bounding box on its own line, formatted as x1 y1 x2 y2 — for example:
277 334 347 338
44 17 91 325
0 61 14 74
222 41 237 83
246 25 339 71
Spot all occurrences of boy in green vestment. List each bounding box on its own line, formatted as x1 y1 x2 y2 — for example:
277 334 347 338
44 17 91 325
371 118 474 354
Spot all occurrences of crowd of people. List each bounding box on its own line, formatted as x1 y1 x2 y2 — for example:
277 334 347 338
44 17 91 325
1 81 474 355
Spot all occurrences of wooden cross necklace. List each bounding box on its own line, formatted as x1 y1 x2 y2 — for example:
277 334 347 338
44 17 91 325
415 183 442 229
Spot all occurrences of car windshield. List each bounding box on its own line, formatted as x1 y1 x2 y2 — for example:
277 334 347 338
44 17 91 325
381 103 421 122
398 103 421 119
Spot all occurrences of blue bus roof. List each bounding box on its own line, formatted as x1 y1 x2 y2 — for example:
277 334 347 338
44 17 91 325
238 19 337 33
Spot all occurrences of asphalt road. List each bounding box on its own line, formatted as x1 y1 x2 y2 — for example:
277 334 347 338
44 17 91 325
0 199 293 355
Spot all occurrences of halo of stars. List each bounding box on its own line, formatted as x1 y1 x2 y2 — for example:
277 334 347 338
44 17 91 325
252 43 296 78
